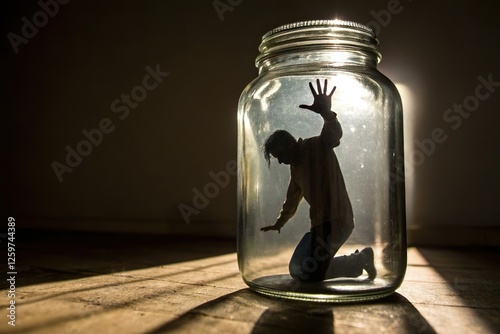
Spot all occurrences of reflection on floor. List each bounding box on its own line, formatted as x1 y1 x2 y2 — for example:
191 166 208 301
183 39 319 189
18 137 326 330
1 230 498 333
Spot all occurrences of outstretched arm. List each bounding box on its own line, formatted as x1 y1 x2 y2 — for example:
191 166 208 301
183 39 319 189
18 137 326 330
300 79 343 149
261 177 303 233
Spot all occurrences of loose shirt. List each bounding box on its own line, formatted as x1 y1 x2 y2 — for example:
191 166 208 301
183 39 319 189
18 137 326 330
275 111 354 231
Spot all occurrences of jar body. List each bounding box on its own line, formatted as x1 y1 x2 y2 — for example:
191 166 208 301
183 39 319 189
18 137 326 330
237 21 406 303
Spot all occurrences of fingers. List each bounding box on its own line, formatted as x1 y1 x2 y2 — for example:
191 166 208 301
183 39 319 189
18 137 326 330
260 225 280 232
308 79 335 96
328 85 337 97
299 104 313 111
309 82 317 97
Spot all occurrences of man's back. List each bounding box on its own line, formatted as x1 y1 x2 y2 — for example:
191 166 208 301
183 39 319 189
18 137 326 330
291 135 354 229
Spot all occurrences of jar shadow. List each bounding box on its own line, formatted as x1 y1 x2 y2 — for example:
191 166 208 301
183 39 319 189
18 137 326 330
146 289 436 334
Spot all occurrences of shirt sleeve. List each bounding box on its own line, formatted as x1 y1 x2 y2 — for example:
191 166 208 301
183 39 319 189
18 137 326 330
275 176 303 228
319 111 343 150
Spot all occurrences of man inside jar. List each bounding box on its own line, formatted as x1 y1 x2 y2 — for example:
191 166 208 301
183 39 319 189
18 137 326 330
261 79 376 282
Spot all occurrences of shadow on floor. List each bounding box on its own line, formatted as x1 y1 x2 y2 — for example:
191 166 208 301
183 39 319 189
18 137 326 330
11 229 236 287
147 289 436 334
418 247 500 332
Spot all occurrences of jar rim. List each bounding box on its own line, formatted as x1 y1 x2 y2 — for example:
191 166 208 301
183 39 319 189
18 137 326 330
262 19 375 40
256 19 381 68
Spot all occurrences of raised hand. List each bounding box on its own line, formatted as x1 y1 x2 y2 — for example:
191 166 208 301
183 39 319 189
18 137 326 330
299 79 336 114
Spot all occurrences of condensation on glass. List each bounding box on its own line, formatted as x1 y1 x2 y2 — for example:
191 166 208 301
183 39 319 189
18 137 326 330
237 20 406 302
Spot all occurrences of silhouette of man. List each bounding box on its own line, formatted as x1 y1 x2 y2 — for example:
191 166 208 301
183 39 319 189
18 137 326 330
261 79 376 282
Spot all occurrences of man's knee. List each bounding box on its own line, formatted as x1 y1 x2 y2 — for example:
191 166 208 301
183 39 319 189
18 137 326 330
289 254 328 282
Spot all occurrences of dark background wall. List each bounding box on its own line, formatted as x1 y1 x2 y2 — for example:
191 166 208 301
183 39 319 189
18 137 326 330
3 0 499 237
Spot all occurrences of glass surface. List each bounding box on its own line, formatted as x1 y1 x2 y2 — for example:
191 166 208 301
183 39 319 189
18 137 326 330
237 20 406 303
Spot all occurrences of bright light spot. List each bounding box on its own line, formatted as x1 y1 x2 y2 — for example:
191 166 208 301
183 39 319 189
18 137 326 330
394 82 415 225
350 126 356 132
259 121 270 135
254 80 281 112
330 74 374 120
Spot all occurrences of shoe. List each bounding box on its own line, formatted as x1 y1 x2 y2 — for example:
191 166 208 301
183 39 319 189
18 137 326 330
361 247 377 280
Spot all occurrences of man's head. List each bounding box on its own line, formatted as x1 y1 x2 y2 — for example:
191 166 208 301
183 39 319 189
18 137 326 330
263 130 299 167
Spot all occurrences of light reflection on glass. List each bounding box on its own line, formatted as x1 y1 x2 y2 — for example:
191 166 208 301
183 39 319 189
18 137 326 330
395 83 415 225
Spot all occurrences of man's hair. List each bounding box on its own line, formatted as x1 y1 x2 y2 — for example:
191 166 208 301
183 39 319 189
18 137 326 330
263 130 296 167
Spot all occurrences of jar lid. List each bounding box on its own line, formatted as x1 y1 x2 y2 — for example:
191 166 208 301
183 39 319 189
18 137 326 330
257 19 380 65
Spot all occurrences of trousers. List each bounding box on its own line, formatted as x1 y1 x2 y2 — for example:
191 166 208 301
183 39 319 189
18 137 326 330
288 220 363 282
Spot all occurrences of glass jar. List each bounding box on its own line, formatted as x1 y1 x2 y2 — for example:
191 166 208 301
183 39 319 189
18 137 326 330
237 20 406 303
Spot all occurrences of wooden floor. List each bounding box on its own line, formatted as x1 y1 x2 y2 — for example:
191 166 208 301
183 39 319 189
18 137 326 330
1 230 499 334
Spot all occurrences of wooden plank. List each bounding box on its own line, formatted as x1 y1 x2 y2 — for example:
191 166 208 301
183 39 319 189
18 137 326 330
414 304 500 334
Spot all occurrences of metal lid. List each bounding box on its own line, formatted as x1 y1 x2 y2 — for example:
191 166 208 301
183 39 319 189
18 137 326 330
257 19 380 66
